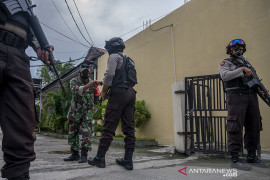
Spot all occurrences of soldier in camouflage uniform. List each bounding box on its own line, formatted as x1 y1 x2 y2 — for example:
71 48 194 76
64 64 101 163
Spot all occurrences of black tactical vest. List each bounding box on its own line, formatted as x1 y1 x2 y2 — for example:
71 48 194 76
223 58 253 89
111 54 127 89
0 0 7 25
0 0 31 32
8 12 31 32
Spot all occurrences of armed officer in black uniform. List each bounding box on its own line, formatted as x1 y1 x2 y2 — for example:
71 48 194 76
88 37 136 170
0 0 53 179
219 39 269 171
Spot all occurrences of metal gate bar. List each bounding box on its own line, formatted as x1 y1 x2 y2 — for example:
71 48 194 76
184 74 227 154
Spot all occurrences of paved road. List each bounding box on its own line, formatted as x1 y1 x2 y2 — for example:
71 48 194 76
0 132 269 180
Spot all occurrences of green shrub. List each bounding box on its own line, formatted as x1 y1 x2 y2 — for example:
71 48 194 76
38 83 71 133
93 99 108 120
134 100 151 128
93 123 103 132
39 83 151 133
94 99 151 129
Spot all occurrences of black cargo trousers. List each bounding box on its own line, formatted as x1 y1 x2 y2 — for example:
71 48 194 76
226 93 261 153
99 86 136 151
0 42 36 178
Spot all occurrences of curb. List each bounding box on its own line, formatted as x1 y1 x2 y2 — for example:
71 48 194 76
38 132 158 147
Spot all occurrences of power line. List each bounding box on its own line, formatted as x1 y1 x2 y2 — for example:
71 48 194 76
40 21 90 48
149 24 171 32
95 10 175 48
74 50 89 65
47 37 84 44
30 49 89 68
72 0 95 46
120 11 173 37
52 0 80 43
26 49 86 53
120 26 142 38
30 56 86 68
64 0 93 46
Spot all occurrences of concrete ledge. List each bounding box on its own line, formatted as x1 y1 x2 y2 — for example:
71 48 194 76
39 132 158 147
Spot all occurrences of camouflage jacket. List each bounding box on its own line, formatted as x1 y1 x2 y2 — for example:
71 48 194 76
68 76 95 122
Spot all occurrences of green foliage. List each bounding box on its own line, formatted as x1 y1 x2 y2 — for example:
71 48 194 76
38 83 72 133
93 99 151 129
36 60 74 86
93 99 108 120
134 100 151 128
35 104 40 119
39 81 151 134
101 100 108 120
93 123 103 132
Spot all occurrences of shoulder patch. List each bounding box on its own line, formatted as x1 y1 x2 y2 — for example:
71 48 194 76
220 61 226 66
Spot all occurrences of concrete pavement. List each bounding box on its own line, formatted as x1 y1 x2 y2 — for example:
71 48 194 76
0 132 269 180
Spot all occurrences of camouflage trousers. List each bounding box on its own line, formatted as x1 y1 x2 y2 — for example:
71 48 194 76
68 120 93 152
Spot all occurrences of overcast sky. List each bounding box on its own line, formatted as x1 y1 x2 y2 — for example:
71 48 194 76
29 0 187 77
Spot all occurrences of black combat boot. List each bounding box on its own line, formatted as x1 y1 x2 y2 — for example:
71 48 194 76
8 171 30 180
247 150 270 168
116 148 134 170
231 152 252 171
78 148 88 163
64 149 80 161
88 147 106 168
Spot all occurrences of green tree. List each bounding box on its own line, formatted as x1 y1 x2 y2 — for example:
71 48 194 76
36 60 74 85
38 85 72 133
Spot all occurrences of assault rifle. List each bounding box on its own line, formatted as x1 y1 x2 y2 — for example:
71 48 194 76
1 0 66 94
235 51 270 107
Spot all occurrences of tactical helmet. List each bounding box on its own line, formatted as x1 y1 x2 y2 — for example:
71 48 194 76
104 37 125 51
226 39 246 54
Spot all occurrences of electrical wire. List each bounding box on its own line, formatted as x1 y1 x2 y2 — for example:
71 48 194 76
120 10 173 36
149 24 171 31
52 0 81 43
95 9 176 48
73 50 89 65
40 21 90 48
72 0 95 46
26 49 87 54
120 26 142 38
30 49 89 68
30 56 86 67
64 0 93 46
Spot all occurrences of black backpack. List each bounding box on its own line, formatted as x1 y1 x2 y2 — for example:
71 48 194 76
124 55 137 85
112 53 137 88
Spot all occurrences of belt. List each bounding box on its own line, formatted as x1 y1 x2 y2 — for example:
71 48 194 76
226 88 257 94
0 29 28 52
116 82 133 88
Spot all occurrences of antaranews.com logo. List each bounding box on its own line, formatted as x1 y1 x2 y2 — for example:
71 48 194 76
178 167 237 177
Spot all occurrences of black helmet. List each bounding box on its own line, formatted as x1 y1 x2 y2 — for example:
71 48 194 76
104 37 125 51
226 39 246 54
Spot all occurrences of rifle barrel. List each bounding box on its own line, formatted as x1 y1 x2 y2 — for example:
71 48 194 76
30 15 66 95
